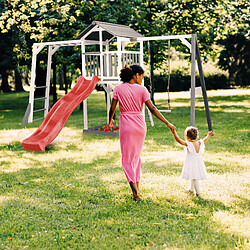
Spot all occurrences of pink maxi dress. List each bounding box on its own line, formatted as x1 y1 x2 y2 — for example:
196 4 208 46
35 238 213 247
112 82 150 183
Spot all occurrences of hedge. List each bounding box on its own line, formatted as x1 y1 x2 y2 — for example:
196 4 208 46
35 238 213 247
144 72 230 92
96 71 229 92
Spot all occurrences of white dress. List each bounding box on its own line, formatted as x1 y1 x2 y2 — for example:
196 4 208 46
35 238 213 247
181 139 207 180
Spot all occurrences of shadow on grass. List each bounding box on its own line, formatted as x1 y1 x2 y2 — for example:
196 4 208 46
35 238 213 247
232 195 250 212
192 197 231 212
0 141 24 152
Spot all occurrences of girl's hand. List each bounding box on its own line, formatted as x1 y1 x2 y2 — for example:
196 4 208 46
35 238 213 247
208 131 213 136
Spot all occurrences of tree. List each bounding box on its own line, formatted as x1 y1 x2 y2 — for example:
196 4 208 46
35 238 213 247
1 0 248 94
130 0 169 103
0 31 13 92
218 34 250 86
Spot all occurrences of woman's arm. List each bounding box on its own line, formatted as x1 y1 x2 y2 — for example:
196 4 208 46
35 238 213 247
109 98 118 126
172 128 187 146
203 131 213 143
145 99 175 132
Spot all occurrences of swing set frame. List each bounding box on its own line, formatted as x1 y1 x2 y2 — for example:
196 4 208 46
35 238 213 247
137 34 212 131
21 21 212 132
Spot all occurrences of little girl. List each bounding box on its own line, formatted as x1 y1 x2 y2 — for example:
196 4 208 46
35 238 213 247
172 126 213 198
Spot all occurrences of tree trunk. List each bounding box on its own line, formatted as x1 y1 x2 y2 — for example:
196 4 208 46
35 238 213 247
0 69 11 92
59 65 64 90
15 67 24 92
63 64 67 94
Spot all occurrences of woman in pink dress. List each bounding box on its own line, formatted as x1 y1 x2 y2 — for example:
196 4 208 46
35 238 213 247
109 65 175 201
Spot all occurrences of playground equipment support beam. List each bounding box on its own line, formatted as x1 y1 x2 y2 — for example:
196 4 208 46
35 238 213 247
136 34 192 42
195 38 213 131
44 46 52 117
28 44 45 123
180 38 191 51
190 34 196 126
81 40 88 130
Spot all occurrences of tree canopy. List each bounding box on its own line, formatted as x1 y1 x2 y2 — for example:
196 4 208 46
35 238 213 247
0 0 249 92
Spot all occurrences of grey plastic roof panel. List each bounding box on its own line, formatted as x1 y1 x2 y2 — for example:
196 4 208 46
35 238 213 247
76 21 143 41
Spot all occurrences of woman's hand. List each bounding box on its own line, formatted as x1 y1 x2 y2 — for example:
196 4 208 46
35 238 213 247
109 119 114 127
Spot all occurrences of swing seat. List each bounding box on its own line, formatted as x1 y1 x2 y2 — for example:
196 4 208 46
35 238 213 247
158 109 171 113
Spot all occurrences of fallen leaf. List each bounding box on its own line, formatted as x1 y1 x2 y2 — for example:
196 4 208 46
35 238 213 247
186 217 195 220
107 219 114 225
71 227 77 231
6 237 12 240
153 223 162 225
92 236 96 241
147 242 154 245
186 213 195 219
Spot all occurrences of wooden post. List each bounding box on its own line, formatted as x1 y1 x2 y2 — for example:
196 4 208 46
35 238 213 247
81 41 88 130
106 41 109 77
117 38 122 76
196 38 213 131
99 29 103 81
82 41 86 77
105 40 111 123
139 41 146 119
106 84 111 124
190 34 196 126
28 45 39 123
44 45 52 117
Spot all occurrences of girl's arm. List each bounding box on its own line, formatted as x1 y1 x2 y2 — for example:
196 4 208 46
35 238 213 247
109 98 118 126
172 128 187 146
203 131 213 143
145 99 175 132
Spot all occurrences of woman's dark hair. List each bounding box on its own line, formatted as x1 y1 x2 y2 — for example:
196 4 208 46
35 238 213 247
119 65 134 83
119 65 144 83
130 65 144 75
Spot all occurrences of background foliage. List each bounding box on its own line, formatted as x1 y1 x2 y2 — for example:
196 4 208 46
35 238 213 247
0 0 249 93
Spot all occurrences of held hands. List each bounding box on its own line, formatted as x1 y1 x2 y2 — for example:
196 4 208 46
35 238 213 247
168 123 176 133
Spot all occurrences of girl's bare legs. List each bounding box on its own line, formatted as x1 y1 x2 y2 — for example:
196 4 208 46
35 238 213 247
185 180 195 194
190 180 195 192
192 179 201 197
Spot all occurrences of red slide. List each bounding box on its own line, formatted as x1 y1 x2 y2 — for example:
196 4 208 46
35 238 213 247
22 75 100 151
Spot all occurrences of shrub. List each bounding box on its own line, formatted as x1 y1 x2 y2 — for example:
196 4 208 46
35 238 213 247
144 71 229 92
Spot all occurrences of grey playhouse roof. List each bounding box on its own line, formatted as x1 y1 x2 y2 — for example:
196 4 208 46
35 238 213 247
76 21 143 41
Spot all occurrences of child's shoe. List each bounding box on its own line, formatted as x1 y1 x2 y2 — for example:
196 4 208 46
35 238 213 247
196 193 202 199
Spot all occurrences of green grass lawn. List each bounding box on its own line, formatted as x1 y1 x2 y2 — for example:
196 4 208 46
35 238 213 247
0 89 249 249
